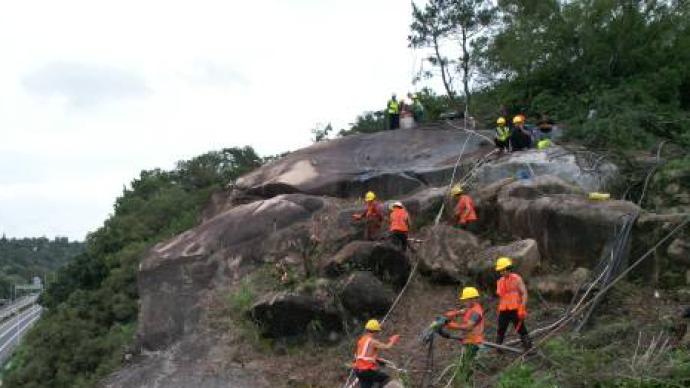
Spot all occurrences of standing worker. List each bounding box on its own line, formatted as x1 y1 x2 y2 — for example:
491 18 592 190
451 184 478 230
436 287 485 382
510 115 532 151
388 201 410 251
387 94 400 130
353 319 401 388
353 191 384 240
409 92 425 124
494 117 511 153
495 257 532 351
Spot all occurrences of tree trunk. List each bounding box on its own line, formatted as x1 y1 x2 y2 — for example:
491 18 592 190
433 35 456 105
461 26 471 114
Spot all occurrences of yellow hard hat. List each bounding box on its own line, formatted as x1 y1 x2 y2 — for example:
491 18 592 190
513 115 524 124
459 286 480 300
365 319 382 331
495 257 513 272
450 184 464 196
365 191 376 202
497 117 507 125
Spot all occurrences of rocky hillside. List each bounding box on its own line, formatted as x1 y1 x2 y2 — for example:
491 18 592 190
102 127 689 387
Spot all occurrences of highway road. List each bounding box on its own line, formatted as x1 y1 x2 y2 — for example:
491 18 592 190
0 302 41 366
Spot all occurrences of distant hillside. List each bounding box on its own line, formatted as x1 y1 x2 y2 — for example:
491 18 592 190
0 236 84 299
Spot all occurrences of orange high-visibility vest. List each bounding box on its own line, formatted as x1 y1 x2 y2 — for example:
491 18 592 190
364 201 384 221
353 333 379 371
462 303 485 345
497 273 524 311
443 303 484 345
456 195 478 224
389 207 410 232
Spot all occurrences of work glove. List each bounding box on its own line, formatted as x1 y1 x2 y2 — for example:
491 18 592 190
518 305 527 320
420 326 436 344
352 214 362 221
437 328 463 341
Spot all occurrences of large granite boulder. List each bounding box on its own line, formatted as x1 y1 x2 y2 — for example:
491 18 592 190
473 146 619 192
137 194 331 350
416 224 485 283
236 128 492 199
320 241 410 288
249 292 342 338
468 239 541 288
495 176 640 269
339 271 396 318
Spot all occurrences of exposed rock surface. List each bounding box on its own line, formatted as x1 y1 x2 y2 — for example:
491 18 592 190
250 292 341 338
532 267 592 302
416 225 484 283
339 271 395 318
236 128 492 199
106 128 644 388
320 241 410 287
495 175 640 269
473 146 619 192
469 239 541 288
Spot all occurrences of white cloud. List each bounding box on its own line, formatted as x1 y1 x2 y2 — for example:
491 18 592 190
0 0 423 240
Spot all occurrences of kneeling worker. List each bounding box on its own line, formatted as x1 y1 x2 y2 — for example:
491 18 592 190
437 287 485 381
353 319 401 388
495 257 532 350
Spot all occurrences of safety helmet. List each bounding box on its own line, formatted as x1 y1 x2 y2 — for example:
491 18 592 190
450 184 464 196
365 319 382 331
497 117 507 126
512 115 525 125
365 191 376 202
459 286 480 300
389 201 404 210
495 257 513 272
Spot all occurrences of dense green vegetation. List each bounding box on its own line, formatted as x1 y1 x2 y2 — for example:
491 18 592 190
0 237 83 300
4 147 263 388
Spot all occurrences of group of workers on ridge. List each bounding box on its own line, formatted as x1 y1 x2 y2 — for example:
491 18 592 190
351 186 531 387
494 114 555 152
387 93 425 130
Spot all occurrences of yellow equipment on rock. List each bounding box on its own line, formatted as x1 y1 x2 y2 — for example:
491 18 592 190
495 257 513 271
589 192 611 201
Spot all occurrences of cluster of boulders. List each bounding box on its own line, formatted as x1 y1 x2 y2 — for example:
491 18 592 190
107 128 683 388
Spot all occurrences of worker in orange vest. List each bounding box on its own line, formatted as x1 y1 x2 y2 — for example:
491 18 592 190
352 191 384 240
353 319 400 388
451 184 478 230
436 286 485 382
495 257 532 350
388 201 410 251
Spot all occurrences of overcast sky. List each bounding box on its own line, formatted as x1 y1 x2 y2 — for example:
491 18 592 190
0 0 432 240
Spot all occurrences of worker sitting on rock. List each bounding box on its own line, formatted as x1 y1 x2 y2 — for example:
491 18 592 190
451 184 478 231
387 94 400 130
389 201 410 251
353 319 400 388
494 117 511 153
495 257 532 351
437 286 485 382
510 115 532 151
353 191 384 241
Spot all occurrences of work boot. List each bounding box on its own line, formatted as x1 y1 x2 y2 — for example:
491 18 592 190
520 334 533 352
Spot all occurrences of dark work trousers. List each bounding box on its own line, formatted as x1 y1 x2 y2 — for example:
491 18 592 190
494 138 510 152
389 113 400 130
390 231 408 251
496 309 531 349
355 369 390 388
